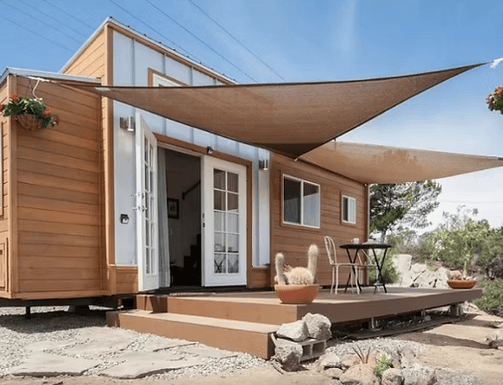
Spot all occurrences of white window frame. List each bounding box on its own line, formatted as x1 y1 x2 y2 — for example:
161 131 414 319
282 174 320 229
342 195 357 224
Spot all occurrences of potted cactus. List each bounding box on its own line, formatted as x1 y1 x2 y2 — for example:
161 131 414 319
274 244 319 304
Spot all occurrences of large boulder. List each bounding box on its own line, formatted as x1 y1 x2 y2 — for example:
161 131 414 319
486 330 503 349
276 320 308 342
401 361 437 385
274 342 303 372
382 368 404 385
302 313 332 340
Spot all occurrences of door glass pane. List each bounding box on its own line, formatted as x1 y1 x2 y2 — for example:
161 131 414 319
284 178 301 224
227 172 238 193
215 211 225 232
227 213 238 233
214 169 225 190
214 232 226 252
228 234 239 253
227 254 239 273
214 191 225 211
228 192 238 212
214 253 226 273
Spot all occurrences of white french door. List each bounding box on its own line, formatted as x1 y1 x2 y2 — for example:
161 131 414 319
135 113 159 291
201 156 247 286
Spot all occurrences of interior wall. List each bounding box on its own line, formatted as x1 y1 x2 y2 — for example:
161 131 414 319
163 150 201 267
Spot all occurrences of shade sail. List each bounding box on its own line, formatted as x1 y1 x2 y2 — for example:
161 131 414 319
74 63 482 158
300 141 503 184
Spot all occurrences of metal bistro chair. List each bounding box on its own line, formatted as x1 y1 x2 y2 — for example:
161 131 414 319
324 235 364 294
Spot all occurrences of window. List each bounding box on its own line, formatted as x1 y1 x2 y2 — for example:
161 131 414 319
342 195 356 224
283 175 320 228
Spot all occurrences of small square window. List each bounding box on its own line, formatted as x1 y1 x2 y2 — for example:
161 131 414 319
283 175 320 228
342 195 356 224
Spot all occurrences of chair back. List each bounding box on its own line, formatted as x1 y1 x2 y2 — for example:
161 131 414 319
324 236 337 266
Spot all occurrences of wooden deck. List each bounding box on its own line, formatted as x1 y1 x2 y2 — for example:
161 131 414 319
108 286 482 359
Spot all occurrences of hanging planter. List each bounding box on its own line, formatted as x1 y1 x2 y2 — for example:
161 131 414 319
1 94 59 130
486 86 503 114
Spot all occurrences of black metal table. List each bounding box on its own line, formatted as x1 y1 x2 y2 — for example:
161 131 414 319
339 243 392 293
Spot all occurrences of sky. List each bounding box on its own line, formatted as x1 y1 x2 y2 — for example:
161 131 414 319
1 0 502 230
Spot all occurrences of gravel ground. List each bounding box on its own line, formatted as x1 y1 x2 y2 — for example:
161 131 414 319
0 306 487 384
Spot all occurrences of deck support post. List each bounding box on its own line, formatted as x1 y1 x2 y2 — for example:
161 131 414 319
367 317 377 330
25 307 31 319
449 303 463 317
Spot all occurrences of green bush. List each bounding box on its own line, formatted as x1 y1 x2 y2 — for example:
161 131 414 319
473 279 503 316
375 353 393 380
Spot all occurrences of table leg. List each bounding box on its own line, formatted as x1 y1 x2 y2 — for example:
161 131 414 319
372 248 388 293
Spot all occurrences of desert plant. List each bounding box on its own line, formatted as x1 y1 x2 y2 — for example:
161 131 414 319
473 279 503 317
375 353 393 380
274 244 319 285
352 345 371 364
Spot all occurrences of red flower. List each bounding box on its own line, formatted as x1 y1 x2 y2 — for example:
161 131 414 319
9 94 19 104
0 104 4 113
42 108 52 118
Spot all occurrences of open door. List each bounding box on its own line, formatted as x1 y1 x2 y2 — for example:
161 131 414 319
201 156 247 286
136 113 159 291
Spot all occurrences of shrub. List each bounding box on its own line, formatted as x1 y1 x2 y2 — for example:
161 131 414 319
375 353 393 380
473 279 503 316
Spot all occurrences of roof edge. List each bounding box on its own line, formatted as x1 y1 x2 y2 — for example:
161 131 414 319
1 67 100 87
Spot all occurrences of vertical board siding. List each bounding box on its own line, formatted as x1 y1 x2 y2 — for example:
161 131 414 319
270 153 368 287
13 77 103 295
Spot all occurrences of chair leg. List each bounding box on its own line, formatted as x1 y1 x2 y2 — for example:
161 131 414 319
335 266 339 295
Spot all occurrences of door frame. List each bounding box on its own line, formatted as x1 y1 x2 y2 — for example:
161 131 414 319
153 134 253 288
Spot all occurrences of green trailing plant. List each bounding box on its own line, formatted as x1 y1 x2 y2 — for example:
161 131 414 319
375 353 393 380
1 94 59 128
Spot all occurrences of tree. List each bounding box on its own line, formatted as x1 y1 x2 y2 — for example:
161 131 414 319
370 181 442 241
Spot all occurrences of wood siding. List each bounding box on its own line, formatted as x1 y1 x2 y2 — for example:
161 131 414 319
12 77 104 297
270 152 368 287
0 81 8 293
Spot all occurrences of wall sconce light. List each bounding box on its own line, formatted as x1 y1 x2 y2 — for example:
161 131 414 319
120 214 129 224
259 159 269 171
206 146 214 155
120 116 135 132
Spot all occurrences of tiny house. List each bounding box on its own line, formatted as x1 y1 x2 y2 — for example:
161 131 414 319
1 18 501 303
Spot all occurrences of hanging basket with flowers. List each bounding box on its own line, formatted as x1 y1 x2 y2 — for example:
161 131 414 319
486 86 503 115
0 94 59 130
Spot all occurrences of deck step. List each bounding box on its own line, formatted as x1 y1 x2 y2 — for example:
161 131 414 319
107 309 279 359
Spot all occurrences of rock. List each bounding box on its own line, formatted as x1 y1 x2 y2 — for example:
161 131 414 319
276 320 309 342
317 353 343 371
402 362 436 385
382 368 404 385
393 254 412 277
302 313 332 340
411 263 427 275
323 367 344 379
340 364 379 385
274 343 303 372
486 330 503 348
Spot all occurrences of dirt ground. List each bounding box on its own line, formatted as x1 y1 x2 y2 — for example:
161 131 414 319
1 308 502 385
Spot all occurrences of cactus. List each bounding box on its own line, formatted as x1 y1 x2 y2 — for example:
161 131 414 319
274 244 319 285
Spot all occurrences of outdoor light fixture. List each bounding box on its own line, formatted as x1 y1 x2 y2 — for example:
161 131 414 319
259 159 269 171
206 146 214 155
120 214 129 224
119 116 135 132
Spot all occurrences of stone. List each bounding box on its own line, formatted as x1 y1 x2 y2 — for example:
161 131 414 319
382 368 404 385
274 343 303 372
317 352 344 371
402 362 437 385
276 320 309 342
486 330 503 348
303 313 332 340
393 254 412 277
340 364 379 385
7 352 100 377
323 367 344 379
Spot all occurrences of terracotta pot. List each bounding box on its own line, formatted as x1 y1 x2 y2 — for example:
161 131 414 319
447 279 476 289
274 284 319 304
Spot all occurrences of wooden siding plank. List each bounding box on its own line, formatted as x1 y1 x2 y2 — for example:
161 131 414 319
18 279 101 292
18 195 99 216
18 208 99 226
17 159 98 184
19 231 100 247
18 135 99 162
19 267 99 280
19 244 99 258
19 220 99 238
18 183 99 205
18 171 99 194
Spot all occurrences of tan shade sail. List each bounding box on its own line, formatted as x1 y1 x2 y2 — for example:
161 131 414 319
301 141 503 184
75 63 482 158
